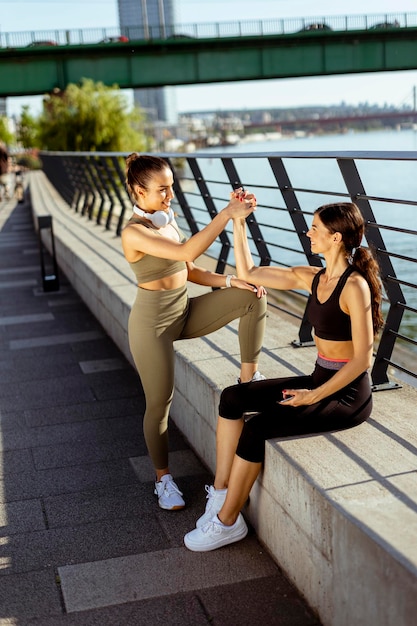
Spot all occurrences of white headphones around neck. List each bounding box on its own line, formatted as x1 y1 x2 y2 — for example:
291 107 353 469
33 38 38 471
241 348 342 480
133 205 174 228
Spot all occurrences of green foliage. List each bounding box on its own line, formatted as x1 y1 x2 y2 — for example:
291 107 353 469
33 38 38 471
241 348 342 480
37 78 148 152
0 116 14 145
15 153 42 170
17 106 39 149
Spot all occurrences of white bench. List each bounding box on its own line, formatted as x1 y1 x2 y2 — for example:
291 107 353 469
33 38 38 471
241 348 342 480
30 170 417 626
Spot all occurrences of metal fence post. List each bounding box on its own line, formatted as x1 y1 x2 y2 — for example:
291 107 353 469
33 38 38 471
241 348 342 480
38 215 60 292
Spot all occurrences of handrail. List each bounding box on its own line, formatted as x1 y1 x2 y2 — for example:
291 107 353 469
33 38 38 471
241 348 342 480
40 150 417 391
1 12 417 48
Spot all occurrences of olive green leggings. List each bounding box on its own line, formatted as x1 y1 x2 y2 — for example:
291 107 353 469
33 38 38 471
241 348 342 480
128 284 267 469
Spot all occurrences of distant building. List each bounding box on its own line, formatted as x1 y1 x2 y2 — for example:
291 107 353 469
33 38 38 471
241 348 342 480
117 0 179 124
0 99 7 117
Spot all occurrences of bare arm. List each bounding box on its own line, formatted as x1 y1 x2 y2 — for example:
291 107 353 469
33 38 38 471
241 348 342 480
232 217 315 291
186 262 264 295
122 194 255 263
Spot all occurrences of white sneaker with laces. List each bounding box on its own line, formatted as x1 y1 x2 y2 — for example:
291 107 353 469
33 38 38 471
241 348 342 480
196 485 227 528
184 513 248 552
154 474 185 510
237 370 266 384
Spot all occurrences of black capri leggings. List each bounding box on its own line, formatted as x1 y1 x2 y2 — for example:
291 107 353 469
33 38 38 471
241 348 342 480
219 361 372 463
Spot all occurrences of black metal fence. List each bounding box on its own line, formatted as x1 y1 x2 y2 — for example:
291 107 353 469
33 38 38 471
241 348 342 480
40 150 417 390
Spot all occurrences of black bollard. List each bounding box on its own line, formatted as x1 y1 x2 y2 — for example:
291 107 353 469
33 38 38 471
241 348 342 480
37 215 60 292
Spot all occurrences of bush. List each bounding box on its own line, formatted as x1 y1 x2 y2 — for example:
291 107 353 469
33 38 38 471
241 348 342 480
15 153 42 170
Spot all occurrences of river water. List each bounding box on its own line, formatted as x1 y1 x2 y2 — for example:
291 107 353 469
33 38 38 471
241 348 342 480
200 128 417 347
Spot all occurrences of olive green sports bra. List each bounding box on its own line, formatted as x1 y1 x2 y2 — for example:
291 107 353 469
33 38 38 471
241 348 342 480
127 217 187 284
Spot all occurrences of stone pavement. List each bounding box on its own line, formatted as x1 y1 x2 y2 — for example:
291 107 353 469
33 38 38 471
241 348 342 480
0 193 322 625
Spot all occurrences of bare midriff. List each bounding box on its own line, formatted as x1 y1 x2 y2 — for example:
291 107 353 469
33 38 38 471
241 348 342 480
138 267 188 291
314 336 354 362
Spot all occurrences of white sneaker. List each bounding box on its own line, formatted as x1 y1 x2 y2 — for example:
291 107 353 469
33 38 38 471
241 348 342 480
237 370 266 384
184 513 248 552
196 485 227 528
154 474 185 510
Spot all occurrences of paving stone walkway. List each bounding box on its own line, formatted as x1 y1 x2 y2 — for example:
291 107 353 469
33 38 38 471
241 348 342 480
0 194 321 625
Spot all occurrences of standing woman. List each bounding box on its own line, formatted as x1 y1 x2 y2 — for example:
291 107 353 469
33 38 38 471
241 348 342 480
121 155 267 511
184 200 383 551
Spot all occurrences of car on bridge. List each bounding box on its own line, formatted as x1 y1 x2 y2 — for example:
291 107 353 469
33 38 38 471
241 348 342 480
26 40 58 47
98 36 129 43
369 20 400 29
298 23 332 32
167 34 195 39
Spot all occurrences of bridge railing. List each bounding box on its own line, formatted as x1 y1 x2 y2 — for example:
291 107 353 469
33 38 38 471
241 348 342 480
39 150 417 391
2 12 417 49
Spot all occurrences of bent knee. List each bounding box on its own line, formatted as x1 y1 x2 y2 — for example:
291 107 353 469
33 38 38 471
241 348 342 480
219 384 245 419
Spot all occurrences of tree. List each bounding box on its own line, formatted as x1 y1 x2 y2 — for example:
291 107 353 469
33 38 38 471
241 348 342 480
16 106 39 149
0 116 14 146
37 78 148 152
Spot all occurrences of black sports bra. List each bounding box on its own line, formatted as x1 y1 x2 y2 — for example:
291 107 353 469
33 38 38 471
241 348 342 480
307 266 354 341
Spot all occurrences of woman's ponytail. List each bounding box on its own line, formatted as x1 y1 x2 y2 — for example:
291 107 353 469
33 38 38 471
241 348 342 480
351 246 384 336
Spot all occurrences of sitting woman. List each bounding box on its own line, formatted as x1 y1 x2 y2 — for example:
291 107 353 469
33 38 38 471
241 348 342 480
184 199 383 551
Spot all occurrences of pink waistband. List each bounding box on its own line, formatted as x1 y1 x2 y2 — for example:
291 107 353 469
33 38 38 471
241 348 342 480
317 352 350 363
317 353 350 370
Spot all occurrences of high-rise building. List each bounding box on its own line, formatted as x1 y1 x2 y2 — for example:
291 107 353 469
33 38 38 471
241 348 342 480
0 99 7 117
117 0 178 124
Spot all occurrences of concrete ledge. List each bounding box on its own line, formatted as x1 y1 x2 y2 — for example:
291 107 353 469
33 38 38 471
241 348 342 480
30 171 134 366
30 170 417 626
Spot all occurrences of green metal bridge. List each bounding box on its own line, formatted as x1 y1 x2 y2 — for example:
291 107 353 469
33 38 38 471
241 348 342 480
1 13 417 98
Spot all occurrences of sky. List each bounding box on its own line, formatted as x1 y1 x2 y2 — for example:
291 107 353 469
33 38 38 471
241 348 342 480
2 0 417 117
